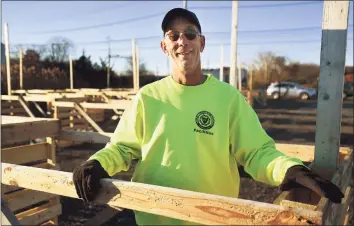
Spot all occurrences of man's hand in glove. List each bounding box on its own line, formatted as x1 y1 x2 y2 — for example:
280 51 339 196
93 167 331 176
280 165 344 203
73 160 110 202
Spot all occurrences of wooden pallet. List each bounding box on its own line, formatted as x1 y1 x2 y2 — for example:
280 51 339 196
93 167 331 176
1 116 62 225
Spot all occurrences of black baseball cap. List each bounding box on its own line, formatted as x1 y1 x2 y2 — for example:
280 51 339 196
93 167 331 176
161 8 202 34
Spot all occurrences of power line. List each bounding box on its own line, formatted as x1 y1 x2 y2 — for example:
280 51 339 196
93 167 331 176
12 24 353 47
190 1 322 10
26 2 327 35
30 12 165 34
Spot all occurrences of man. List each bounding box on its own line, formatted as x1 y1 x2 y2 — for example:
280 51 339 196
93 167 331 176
73 8 344 225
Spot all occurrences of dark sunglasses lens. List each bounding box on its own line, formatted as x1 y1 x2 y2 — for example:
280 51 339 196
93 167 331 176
185 32 197 40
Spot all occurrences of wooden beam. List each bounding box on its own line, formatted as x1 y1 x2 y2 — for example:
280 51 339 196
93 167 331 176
81 101 130 110
314 1 350 172
2 163 323 225
74 103 104 133
4 23 12 96
1 142 50 165
23 95 53 102
1 116 60 146
52 101 74 108
18 95 35 118
59 130 112 144
16 202 61 225
1 198 21 226
1 95 19 101
4 189 57 212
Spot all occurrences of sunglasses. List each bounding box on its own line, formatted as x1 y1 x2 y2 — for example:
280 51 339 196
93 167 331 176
165 30 201 41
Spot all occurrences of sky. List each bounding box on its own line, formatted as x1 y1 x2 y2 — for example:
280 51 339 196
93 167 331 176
2 1 353 76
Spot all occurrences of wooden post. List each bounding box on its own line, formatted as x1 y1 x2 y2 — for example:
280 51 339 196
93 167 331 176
229 1 239 88
132 39 137 91
4 23 11 95
249 65 253 92
238 59 242 91
19 48 23 90
136 46 139 91
107 36 111 89
314 1 350 173
69 55 73 90
219 45 224 82
107 54 110 88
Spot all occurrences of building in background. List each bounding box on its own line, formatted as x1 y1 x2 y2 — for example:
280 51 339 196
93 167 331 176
202 67 248 86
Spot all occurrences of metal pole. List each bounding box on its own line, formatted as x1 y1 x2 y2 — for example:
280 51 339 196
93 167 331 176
219 45 224 82
4 23 11 95
183 0 187 9
229 1 239 88
19 47 23 90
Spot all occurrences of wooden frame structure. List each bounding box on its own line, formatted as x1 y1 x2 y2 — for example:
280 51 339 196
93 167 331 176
1 116 62 225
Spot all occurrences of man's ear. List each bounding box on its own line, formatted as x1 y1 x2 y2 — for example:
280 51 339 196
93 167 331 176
160 40 168 56
200 35 205 53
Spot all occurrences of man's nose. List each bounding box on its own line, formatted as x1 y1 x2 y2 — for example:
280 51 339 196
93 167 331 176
177 33 188 45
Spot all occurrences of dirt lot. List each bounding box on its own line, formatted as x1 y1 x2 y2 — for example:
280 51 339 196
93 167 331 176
57 97 353 226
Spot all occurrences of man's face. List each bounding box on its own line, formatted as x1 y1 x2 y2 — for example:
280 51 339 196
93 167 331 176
161 17 205 74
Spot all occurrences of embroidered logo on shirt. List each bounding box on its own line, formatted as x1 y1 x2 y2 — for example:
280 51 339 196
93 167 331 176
194 111 214 135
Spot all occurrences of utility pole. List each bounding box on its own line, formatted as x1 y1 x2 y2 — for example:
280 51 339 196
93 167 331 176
314 1 350 173
219 45 224 82
4 23 11 95
19 48 23 90
183 0 187 9
69 55 73 89
238 55 242 91
136 45 139 91
229 1 239 88
132 38 137 91
107 36 111 88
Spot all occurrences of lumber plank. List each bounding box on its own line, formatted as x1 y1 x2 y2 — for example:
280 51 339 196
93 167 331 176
275 143 351 163
1 142 49 165
2 163 57 195
1 163 323 225
81 101 131 110
75 103 104 133
1 198 21 226
1 107 27 114
59 130 112 144
18 95 35 117
23 95 53 102
1 116 60 145
1 95 19 101
4 189 57 212
16 203 62 225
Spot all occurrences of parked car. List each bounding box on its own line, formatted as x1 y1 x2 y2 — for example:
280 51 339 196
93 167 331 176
266 81 317 100
343 82 354 99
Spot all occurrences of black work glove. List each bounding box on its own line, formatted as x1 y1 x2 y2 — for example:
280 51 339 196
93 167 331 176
73 159 110 202
280 165 344 203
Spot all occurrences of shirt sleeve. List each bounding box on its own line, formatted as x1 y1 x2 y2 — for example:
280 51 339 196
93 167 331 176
88 93 144 176
229 91 304 186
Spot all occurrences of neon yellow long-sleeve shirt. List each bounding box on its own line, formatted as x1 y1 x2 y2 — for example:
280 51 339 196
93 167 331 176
88 74 303 225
